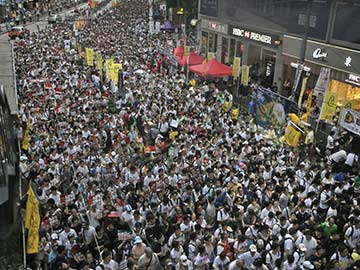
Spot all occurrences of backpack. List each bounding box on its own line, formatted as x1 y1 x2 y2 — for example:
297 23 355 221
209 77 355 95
280 237 293 255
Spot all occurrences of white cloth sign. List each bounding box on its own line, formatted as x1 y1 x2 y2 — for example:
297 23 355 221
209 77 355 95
340 108 360 136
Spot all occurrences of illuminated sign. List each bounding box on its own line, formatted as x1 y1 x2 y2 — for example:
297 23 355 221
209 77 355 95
312 48 328 60
201 19 228 34
229 26 281 47
345 74 360 87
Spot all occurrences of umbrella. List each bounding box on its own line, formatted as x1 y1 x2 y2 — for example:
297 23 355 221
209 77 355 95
160 20 178 30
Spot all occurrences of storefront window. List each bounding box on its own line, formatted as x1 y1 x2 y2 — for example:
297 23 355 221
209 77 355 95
235 41 242 58
229 39 235 64
201 31 208 55
329 80 360 111
221 37 229 64
208 32 217 53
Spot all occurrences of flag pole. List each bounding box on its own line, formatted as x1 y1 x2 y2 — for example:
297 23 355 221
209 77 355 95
18 136 27 268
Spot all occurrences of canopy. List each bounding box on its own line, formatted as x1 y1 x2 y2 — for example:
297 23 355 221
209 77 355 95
189 59 232 77
160 20 178 30
173 46 184 56
177 51 205 66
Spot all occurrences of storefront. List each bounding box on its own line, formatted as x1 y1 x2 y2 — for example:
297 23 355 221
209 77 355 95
283 35 360 110
227 25 283 88
199 18 228 60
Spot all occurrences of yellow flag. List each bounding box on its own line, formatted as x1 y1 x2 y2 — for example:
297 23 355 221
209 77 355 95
284 125 301 147
25 184 40 254
185 46 190 65
202 59 207 77
298 77 308 108
241 65 249 85
306 90 313 115
106 59 114 80
77 43 82 55
169 130 179 141
224 101 231 112
97 53 103 77
85 48 94 66
207 52 215 60
320 91 338 121
21 119 31 151
232 57 241 78
112 63 123 84
232 108 239 120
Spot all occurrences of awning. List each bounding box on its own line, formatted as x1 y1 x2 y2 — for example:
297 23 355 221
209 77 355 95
189 59 232 77
177 51 205 66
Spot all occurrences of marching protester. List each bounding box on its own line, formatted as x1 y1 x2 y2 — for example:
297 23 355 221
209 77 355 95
16 0 360 270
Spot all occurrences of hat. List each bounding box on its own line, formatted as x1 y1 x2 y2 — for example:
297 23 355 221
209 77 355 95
249 244 257 252
299 243 307 252
243 141 249 145
302 261 314 269
134 236 143 244
51 233 58 240
180 255 190 265
225 226 233 233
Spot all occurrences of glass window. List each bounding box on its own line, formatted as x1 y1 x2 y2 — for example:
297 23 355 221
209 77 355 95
333 3 360 45
221 37 229 64
208 32 217 53
229 39 236 64
201 31 208 55
235 41 243 58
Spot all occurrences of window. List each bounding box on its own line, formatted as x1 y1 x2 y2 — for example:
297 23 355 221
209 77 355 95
333 3 360 45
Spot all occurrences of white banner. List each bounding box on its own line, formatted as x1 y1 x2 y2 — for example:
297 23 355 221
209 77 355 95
340 108 360 136
314 67 330 95
155 21 161 34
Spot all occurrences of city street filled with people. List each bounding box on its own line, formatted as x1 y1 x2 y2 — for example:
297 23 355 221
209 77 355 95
14 0 360 269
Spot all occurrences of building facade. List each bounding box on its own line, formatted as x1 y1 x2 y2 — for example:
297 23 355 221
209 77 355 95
199 0 360 108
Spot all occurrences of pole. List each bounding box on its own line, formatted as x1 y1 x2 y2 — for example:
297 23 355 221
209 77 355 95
293 0 311 101
18 137 26 268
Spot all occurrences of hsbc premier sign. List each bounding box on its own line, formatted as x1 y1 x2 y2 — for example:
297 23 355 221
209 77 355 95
230 26 281 47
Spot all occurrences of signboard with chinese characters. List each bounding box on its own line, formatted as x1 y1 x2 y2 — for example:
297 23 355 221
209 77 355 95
283 35 360 76
340 108 360 136
200 0 218 17
229 25 281 47
201 19 228 35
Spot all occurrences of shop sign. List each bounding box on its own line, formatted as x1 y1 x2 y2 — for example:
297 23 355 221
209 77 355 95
312 48 328 60
345 74 360 87
201 19 228 34
340 108 360 136
229 25 281 47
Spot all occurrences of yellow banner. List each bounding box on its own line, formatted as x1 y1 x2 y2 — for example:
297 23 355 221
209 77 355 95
202 59 207 77
306 90 313 115
232 108 239 120
85 48 94 66
77 43 82 55
232 57 241 78
298 77 308 108
339 99 355 125
97 53 103 76
112 0 117 7
21 119 30 151
320 91 338 122
25 185 40 254
184 46 190 65
106 59 114 80
207 52 215 60
112 63 123 84
241 65 249 85
285 124 301 147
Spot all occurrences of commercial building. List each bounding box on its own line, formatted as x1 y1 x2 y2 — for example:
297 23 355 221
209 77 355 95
199 0 360 108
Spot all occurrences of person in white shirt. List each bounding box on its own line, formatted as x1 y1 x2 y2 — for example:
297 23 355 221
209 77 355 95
295 230 318 258
344 152 358 173
176 254 193 270
265 243 281 269
212 251 230 270
96 250 119 270
344 221 360 250
59 223 77 244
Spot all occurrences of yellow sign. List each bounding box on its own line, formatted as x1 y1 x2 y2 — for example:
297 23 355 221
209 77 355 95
25 185 40 254
21 120 30 151
232 57 241 78
241 65 249 85
320 91 338 122
232 108 239 120
202 59 207 77
184 46 190 65
207 52 215 60
339 99 355 125
77 43 82 54
284 124 301 147
97 53 103 77
106 59 114 80
298 77 308 108
112 63 123 84
85 48 94 66
306 90 313 115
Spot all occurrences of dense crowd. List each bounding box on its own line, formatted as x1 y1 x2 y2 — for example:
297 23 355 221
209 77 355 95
16 0 360 270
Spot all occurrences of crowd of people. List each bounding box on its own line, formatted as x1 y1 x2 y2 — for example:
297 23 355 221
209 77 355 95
15 0 360 270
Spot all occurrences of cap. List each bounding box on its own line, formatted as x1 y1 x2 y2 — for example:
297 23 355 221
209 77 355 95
51 233 58 240
299 243 307 252
134 236 143 244
249 244 257 252
180 255 190 265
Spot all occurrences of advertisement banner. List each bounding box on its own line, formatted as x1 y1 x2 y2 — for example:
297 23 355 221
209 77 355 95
254 87 298 133
340 108 360 136
319 91 338 122
112 63 123 84
85 48 94 66
97 53 103 77
314 67 330 95
232 57 241 78
298 77 308 108
106 59 114 80
339 100 355 125
25 185 40 254
241 65 249 85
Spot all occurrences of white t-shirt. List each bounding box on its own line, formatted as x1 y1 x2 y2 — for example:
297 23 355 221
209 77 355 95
345 153 358 166
330 150 347 163
95 260 119 270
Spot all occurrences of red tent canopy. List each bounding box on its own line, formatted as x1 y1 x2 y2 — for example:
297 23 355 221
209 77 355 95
189 59 232 77
173 46 184 56
177 52 205 66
